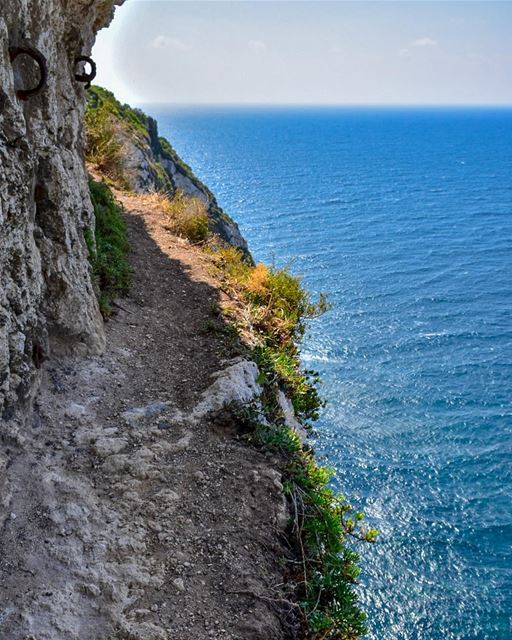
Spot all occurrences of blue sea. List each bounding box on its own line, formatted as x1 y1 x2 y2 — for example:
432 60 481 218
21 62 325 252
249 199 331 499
150 106 512 639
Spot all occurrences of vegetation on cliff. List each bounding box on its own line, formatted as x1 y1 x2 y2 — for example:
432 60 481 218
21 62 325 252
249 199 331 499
86 178 131 316
208 248 377 639
136 190 211 245
85 85 172 191
206 248 328 422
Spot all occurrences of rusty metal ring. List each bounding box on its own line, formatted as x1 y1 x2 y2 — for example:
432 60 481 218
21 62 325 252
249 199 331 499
9 45 48 101
0 87 7 114
74 55 96 90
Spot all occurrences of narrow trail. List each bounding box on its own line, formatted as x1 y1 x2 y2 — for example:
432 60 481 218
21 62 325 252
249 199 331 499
0 194 295 639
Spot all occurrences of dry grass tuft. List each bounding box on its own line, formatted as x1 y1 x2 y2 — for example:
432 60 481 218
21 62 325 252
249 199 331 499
163 190 209 243
246 263 270 296
136 190 173 209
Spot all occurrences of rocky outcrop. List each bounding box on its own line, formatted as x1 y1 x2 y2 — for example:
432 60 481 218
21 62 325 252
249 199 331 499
86 86 251 256
0 1 124 420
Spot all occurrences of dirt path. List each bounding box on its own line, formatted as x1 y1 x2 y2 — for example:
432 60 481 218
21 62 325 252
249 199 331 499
0 194 296 639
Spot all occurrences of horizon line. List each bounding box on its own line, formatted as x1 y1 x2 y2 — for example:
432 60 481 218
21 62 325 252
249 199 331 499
137 101 512 109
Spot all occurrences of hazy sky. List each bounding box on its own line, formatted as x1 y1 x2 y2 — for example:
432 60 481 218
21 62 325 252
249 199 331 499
93 1 512 105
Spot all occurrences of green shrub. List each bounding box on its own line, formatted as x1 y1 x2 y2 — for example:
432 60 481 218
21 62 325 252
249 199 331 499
207 248 328 423
86 178 132 316
253 345 323 423
245 264 329 345
207 245 253 282
287 451 377 639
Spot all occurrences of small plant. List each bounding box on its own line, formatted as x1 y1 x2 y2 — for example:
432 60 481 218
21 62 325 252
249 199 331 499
200 319 218 335
86 178 132 316
207 245 253 282
137 190 174 211
253 346 324 423
245 264 329 346
246 263 270 296
234 398 302 454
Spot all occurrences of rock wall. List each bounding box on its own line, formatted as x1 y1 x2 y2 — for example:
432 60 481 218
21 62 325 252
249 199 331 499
0 0 124 419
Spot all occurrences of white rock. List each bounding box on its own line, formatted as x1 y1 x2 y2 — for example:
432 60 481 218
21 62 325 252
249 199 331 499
192 359 262 420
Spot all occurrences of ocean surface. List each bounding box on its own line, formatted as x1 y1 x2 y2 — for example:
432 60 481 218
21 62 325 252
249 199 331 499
149 106 512 640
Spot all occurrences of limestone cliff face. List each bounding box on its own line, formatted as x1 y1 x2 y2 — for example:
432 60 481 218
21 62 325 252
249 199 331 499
0 1 123 418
